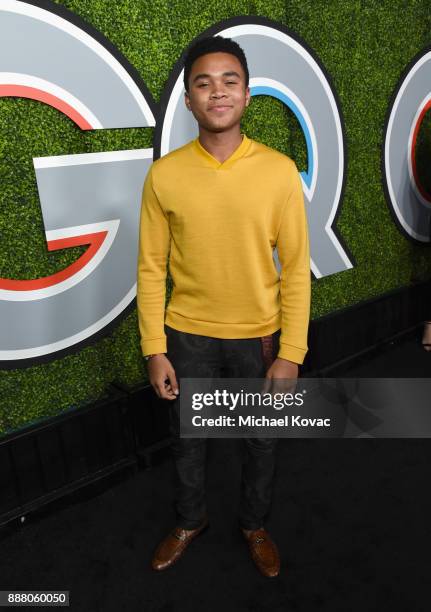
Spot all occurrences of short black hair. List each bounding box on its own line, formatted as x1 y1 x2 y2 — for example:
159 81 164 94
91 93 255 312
183 36 249 92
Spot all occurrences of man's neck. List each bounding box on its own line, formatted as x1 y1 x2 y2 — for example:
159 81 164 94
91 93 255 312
198 127 243 163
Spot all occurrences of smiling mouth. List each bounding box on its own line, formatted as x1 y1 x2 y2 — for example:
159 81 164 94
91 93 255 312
208 106 233 112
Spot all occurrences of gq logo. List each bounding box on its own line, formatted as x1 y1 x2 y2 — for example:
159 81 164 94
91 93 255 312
383 47 431 243
0 1 349 365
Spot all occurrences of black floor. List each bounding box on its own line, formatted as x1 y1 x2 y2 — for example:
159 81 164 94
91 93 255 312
1 331 430 612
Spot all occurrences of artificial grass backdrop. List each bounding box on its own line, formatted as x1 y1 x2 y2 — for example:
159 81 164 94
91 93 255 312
0 0 430 435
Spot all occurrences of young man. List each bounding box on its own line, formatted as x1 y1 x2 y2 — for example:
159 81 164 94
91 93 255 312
137 36 310 577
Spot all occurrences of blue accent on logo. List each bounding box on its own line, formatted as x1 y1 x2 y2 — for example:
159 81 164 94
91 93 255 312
251 85 313 188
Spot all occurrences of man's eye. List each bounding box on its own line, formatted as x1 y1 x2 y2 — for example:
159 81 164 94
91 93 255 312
226 81 237 85
198 83 208 87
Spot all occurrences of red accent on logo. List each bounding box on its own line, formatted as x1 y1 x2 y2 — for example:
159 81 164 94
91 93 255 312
0 232 107 291
411 99 431 204
0 82 102 292
0 85 93 130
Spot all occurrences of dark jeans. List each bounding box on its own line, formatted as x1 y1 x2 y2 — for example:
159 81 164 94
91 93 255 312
164 323 282 530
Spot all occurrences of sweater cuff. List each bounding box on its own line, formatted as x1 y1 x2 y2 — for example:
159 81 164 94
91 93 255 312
141 336 167 357
277 342 307 365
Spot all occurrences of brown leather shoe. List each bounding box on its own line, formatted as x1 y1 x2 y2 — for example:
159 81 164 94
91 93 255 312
242 527 280 577
151 519 209 571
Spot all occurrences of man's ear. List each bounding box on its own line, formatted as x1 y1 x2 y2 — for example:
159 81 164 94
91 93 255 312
184 91 191 111
245 86 251 107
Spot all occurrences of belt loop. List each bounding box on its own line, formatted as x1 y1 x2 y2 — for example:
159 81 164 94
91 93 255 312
261 334 274 372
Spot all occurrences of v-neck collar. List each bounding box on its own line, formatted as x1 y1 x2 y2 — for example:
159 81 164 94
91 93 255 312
193 134 251 169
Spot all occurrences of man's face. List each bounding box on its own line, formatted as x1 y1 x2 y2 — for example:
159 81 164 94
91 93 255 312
185 52 250 133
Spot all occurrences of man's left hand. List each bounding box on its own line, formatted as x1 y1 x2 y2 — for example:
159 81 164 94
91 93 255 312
262 357 298 395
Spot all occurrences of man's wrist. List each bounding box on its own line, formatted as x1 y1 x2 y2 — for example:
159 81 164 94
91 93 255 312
144 353 165 361
276 356 299 366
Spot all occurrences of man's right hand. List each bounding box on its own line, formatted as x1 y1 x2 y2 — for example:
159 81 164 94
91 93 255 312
147 354 179 400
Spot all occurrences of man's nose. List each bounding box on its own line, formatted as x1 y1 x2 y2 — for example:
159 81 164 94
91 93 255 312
210 83 227 97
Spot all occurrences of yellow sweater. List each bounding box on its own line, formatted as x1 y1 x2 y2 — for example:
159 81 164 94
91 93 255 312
137 134 311 364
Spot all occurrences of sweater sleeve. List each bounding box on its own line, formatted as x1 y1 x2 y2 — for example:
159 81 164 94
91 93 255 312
136 165 171 356
275 163 311 364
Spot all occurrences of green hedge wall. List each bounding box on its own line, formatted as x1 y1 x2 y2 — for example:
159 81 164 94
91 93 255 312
0 0 430 436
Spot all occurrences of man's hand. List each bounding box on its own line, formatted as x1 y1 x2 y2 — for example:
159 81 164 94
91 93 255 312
262 357 299 395
147 354 179 400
